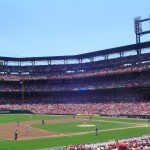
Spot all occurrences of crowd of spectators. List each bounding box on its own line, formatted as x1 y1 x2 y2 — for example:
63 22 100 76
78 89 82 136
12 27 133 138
63 137 150 150
0 64 149 81
0 71 149 92
0 89 149 115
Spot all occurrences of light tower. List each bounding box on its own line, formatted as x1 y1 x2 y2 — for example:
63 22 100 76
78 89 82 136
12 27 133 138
134 14 150 54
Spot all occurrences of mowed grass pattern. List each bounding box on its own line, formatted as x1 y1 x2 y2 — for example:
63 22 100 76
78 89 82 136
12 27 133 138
0 114 149 150
32 121 135 133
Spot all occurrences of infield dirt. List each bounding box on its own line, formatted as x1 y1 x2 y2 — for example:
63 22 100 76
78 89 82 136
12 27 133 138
0 118 82 140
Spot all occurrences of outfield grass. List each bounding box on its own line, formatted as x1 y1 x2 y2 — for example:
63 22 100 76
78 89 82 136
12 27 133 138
0 114 71 124
0 114 149 150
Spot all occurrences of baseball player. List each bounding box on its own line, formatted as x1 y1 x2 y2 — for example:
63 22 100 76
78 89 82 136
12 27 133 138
14 129 18 140
95 125 99 136
26 124 30 133
83 119 86 125
17 120 20 126
30 115 32 121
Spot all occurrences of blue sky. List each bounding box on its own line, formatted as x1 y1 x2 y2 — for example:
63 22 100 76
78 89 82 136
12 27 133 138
0 0 149 57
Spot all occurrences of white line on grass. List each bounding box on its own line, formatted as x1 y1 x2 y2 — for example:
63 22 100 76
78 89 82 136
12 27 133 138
0 139 8 141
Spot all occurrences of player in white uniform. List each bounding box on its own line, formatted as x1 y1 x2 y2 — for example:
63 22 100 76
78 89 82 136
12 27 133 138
83 119 86 125
30 115 32 121
26 124 30 133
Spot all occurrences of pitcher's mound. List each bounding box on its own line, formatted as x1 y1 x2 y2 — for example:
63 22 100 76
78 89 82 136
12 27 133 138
78 124 96 127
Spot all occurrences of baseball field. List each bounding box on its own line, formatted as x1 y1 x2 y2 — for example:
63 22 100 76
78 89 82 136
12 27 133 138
0 114 150 150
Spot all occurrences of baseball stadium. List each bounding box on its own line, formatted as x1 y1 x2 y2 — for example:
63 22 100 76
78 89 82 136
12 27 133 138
0 12 150 149
1 0 150 149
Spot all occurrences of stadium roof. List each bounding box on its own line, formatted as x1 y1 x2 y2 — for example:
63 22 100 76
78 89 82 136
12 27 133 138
0 41 150 62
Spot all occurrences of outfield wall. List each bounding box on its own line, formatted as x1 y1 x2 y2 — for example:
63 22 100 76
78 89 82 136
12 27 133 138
100 114 150 119
0 110 34 114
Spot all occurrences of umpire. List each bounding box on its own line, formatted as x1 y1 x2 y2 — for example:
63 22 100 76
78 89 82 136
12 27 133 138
14 130 18 140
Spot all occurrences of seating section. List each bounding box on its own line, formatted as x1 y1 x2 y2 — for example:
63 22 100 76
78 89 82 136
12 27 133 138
66 137 150 150
0 53 149 115
0 88 149 115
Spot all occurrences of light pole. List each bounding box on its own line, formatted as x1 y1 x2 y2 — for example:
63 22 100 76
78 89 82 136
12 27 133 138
20 80 24 112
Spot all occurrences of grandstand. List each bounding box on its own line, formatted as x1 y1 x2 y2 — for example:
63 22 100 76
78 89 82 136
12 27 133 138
0 40 150 118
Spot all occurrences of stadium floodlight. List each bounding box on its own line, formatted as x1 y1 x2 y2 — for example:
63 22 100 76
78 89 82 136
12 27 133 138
134 14 150 44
